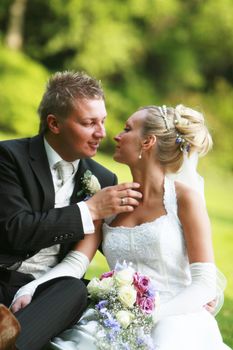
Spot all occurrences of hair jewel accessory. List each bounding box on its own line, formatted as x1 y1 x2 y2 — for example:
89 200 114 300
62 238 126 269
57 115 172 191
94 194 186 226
158 105 170 131
176 133 190 152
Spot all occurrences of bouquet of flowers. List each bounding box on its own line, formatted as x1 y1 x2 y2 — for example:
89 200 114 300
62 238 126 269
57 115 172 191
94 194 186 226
87 261 159 350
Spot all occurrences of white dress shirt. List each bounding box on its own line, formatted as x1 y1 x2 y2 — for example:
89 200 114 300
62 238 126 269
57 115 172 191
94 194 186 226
17 138 94 278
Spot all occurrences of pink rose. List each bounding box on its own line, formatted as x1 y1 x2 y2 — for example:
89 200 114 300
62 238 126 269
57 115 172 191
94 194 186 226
137 295 155 314
133 272 150 295
100 270 114 280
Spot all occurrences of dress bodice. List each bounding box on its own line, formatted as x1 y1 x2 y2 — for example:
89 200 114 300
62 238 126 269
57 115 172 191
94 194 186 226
102 176 191 302
50 179 230 350
51 178 230 350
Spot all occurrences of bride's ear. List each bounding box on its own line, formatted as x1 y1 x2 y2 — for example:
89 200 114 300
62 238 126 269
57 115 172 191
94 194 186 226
141 135 156 150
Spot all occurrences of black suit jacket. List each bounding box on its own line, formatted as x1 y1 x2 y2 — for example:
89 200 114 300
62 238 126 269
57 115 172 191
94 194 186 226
0 134 117 268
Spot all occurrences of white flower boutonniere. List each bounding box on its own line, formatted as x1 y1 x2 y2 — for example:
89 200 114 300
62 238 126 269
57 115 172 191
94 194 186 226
77 170 101 200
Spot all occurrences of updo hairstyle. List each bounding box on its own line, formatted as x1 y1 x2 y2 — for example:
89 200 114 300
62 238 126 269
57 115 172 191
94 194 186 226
139 104 213 173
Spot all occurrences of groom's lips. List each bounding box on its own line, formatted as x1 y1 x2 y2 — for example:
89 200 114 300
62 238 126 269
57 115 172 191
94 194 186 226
89 142 100 150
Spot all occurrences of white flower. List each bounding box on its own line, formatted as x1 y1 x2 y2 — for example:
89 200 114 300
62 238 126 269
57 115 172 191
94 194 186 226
78 170 101 198
98 277 114 297
115 267 134 286
85 173 101 194
118 285 137 308
116 310 134 329
87 277 102 297
87 276 114 299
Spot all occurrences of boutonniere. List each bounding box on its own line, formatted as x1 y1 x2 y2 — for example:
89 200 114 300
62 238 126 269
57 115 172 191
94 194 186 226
77 170 101 200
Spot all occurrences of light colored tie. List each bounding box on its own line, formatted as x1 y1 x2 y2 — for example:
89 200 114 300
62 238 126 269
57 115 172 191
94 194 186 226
54 160 75 186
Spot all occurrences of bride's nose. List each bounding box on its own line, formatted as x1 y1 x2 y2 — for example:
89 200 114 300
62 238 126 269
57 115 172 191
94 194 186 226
114 134 121 142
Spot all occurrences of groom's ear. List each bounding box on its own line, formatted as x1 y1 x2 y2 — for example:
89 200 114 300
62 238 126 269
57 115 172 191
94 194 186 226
141 135 156 150
47 114 60 134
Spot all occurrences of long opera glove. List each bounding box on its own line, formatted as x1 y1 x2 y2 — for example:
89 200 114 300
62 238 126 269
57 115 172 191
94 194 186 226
11 251 89 304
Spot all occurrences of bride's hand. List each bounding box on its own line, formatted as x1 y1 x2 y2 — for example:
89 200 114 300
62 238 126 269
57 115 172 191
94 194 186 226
11 295 32 313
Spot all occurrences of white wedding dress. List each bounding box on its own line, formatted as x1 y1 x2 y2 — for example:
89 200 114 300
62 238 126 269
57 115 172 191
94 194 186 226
50 177 231 350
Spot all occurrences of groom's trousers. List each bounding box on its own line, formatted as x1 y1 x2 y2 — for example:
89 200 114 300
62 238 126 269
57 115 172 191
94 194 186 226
0 271 88 350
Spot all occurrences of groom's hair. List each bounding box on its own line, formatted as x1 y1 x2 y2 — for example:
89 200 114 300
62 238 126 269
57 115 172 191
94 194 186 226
38 71 105 134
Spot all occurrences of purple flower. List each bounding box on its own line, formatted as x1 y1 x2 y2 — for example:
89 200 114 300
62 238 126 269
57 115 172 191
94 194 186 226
133 272 150 295
96 300 108 310
106 331 116 341
100 270 114 280
137 333 156 349
137 337 145 345
114 260 129 272
136 295 155 314
143 335 157 350
146 282 157 298
147 288 156 297
104 317 120 331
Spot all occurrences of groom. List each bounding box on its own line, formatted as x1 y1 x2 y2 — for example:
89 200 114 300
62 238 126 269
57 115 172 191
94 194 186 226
0 71 142 350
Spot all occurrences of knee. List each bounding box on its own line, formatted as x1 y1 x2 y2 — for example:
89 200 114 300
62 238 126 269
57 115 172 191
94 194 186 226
59 278 88 321
58 277 88 305
34 276 88 307
65 277 88 300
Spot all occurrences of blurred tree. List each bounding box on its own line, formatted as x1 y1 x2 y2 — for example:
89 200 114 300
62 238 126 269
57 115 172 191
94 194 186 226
0 45 48 136
191 0 233 87
5 0 27 50
0 0 232 165
1 0 232 90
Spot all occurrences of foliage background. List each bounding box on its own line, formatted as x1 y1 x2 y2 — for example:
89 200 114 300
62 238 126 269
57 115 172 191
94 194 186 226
0 0 232 347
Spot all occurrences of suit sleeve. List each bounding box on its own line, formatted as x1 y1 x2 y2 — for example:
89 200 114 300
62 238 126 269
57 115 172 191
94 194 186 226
0 144 117 256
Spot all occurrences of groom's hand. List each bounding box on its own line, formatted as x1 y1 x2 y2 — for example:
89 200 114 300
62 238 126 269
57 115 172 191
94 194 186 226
86 182 142 221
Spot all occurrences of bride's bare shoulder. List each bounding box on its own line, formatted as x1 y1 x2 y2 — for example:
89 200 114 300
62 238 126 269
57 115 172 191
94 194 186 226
174 181 203 208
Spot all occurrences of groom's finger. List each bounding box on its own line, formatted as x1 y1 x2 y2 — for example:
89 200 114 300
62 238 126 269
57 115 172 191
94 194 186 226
118 188 143 201
86 183 142 220
115 182 141 190
114 183 143 202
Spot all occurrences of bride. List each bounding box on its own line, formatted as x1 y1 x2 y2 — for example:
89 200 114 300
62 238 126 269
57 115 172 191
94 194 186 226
11 104 230 349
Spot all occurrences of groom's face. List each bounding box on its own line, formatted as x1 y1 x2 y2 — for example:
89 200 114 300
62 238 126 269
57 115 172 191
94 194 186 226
52 98 107 161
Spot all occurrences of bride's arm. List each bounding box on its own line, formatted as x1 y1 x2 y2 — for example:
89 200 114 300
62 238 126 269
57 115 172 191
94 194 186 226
154 184 217 321
11 220 102 313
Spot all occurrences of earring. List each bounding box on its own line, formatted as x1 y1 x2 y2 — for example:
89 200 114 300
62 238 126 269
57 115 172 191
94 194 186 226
138 150 142 159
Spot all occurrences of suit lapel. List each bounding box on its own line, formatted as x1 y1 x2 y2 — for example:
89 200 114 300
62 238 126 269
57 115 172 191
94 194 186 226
28 135 55 210
71 159 89 204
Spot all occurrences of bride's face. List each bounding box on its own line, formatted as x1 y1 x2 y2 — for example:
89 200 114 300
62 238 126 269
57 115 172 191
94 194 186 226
113 110 145 165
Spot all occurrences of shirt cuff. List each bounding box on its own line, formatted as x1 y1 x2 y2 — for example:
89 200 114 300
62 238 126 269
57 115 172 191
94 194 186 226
77 201 94 234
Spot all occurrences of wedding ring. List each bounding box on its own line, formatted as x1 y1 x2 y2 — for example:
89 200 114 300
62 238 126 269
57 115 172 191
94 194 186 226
121 198 126 206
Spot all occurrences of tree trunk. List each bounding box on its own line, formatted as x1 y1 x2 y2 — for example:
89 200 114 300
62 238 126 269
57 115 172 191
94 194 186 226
5 0 27 50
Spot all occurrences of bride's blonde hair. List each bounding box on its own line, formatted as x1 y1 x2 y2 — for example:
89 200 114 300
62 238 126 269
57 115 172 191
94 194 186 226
139 104 213 173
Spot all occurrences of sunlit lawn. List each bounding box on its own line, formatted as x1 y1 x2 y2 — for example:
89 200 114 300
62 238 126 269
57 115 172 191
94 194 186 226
85 153 233 348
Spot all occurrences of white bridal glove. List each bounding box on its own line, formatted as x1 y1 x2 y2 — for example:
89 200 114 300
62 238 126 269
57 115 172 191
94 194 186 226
11 251 90 308
153 262 217 322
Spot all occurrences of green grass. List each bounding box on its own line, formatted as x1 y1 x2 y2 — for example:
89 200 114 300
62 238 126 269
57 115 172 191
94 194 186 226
85 153 233 348
204 171 233 347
